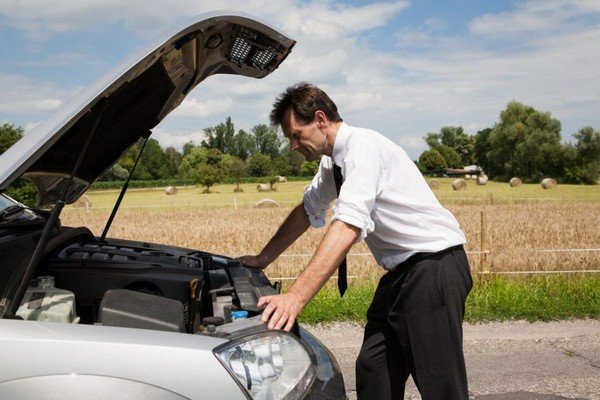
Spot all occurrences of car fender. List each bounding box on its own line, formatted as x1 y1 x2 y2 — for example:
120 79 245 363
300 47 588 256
0 374 189 400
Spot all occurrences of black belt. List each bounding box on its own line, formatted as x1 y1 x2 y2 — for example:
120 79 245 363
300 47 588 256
394 244 464 271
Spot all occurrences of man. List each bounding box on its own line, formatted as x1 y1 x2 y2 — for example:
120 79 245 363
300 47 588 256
239 82 472 399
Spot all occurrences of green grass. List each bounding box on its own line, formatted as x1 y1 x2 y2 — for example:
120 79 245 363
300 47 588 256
430 178 600 203
74 178 599 212
298 275 600 324
466 275 600 321
72 181 313 211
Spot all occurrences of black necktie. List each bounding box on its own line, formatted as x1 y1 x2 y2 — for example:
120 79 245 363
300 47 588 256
333 163 348 297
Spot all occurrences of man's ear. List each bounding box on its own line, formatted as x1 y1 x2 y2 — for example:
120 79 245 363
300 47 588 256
314 110 328 128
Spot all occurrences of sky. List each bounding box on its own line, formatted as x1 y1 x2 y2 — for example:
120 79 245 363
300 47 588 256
1 0 599 160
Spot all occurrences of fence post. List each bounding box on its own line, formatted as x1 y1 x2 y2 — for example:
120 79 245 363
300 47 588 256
480 210 489 279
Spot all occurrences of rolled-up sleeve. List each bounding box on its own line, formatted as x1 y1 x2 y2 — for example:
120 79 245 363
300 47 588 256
331 144 382 242
302 157 337 228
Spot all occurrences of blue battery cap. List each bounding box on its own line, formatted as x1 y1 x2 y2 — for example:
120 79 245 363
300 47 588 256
231 310 248 320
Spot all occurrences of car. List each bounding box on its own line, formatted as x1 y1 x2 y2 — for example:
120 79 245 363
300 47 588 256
0 11 346 400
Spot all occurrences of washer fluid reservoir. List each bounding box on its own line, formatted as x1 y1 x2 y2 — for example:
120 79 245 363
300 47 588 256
16 276 80 324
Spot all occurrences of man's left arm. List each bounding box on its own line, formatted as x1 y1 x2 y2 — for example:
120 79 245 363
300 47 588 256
258 219 360 331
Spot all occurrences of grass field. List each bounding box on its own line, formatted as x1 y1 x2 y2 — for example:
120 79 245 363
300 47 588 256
61 178 600 280
75 178 600 211
59 178 600 322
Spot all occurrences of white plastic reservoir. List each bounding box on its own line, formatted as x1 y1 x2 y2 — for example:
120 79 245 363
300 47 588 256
16 276 80 324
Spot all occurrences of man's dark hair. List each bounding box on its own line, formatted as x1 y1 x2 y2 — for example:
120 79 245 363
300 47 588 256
270 82 342 127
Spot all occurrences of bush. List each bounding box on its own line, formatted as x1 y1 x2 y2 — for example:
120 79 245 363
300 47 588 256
90 179 195 190
300 161 319 176
4 179 38 207
419 149 447 172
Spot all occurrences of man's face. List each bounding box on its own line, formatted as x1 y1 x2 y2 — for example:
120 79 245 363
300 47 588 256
282 108 326 161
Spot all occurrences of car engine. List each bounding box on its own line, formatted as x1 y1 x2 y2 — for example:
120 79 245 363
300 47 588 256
16 226 279 334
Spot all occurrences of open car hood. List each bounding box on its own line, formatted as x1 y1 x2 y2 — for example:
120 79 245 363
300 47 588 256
0 12 295 207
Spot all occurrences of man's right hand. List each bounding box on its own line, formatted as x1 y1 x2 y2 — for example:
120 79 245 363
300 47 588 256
237 254 270 269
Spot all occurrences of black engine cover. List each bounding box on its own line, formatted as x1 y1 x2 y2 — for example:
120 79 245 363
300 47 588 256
44 238 209 323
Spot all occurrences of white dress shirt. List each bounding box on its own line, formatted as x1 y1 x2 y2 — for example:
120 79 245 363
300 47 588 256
302 122 466 269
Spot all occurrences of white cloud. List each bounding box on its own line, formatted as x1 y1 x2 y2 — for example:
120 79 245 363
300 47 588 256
0 74 71 114
0 0 407 39
170 97 234 118
278 1 409 39
398 135 425 153
469 0 600 38
21 52 103 68
151 127 207 149
2 0 599 160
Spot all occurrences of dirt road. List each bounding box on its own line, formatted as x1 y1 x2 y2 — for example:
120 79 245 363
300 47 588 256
305 320 600 400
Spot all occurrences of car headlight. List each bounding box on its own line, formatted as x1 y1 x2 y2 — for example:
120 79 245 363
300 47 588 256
214 331 316 400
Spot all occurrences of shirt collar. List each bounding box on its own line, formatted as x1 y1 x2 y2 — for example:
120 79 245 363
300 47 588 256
332 122 350 166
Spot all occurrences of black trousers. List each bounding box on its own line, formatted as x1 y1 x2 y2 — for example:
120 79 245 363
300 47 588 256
356 245 472 399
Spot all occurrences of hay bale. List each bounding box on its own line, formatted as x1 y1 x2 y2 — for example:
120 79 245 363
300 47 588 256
464 175 471 180
73 194 92 209
277 176 287 183
428 179 440 190
254 199 280 209
509 177 522 187
452 179 467 191
165 186 178 195
256 183 270 192
476 175 488 185
541 178 557 189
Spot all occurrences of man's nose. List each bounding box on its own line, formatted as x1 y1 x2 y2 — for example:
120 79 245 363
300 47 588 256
290 138 299 151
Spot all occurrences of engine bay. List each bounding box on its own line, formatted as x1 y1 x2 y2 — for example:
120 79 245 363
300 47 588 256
17 228 279 334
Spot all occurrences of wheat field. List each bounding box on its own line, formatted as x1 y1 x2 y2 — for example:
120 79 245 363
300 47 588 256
61 193 600 281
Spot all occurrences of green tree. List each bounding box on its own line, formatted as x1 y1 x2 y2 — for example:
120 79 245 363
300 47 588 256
273 157 293 176
193 149 225 193
487 101 563 181
202 117 236 153
253 124 282 159
247 153 273 177
474 128 493 172
100 164 129 181
436 145 461 168
279 146 305 176
227 157 247 192
565 126 600 184
141 138 168 179
0 122 24 154
439 126 464 148
424 132 441 148
182 141 196 157
423 126 475 167
453 133 476 166
195 163 223 193
178 147 209 178
0 123 38 206
418 149 447 172
229 129 256 160
300 161 319 176
574 126 600 164
164 147 183 178
118 138 167 180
